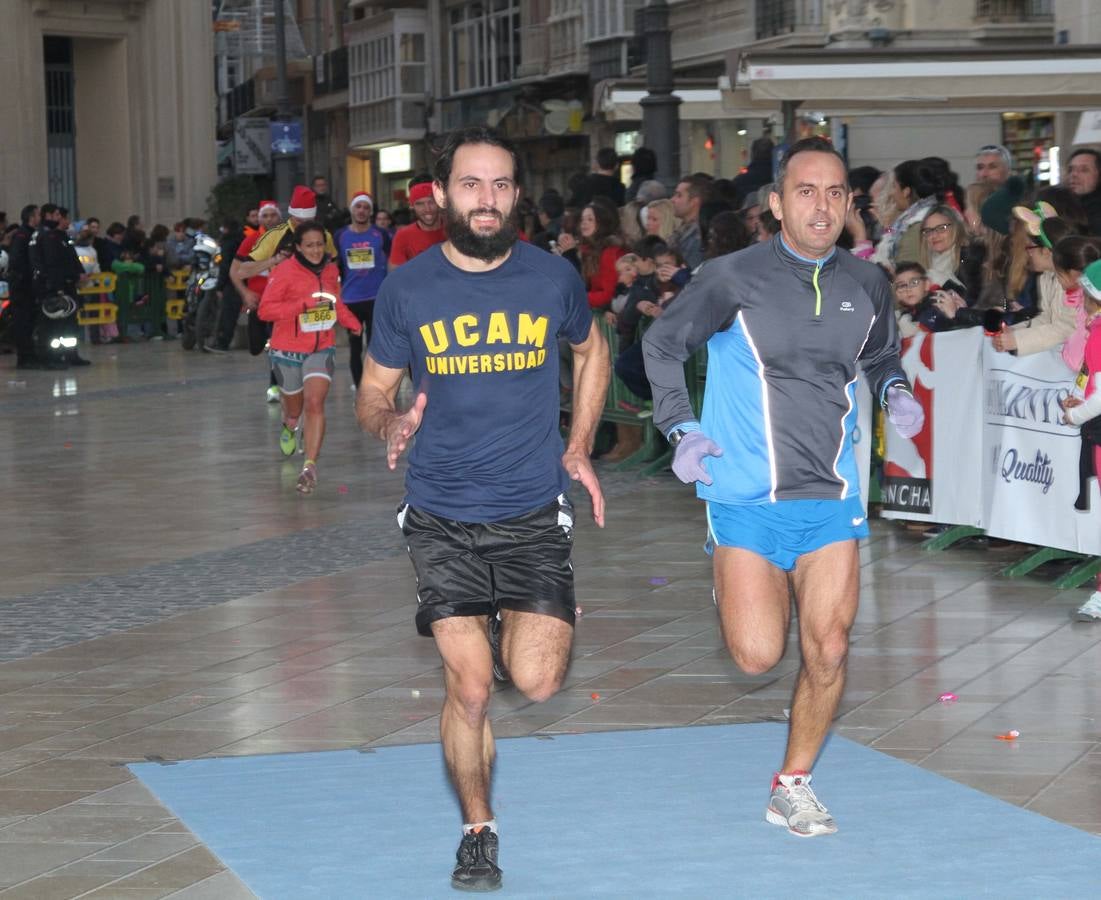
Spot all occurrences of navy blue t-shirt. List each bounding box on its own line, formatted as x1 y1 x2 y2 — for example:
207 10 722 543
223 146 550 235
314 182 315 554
369 241 592 522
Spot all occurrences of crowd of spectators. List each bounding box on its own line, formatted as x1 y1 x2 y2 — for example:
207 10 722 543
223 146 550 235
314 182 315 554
513 141 1101 465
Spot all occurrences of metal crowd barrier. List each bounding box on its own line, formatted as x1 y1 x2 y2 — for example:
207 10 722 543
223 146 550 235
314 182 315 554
75 272 119 326
561 314 705 475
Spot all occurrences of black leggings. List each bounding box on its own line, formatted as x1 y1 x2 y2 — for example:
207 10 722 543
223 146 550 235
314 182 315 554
347 300 375 388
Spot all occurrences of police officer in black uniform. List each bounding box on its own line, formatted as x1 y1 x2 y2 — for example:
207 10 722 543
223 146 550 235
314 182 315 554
31 203 88 368
7 204 41 368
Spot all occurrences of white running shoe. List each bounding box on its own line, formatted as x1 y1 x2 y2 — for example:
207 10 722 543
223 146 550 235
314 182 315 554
266 385 280 403
1075 591 1101 622
766 772 837 837
296 462 317 495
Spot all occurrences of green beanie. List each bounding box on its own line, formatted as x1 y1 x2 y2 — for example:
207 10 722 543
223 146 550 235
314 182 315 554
1080 258 1101 301
980 176 1026 236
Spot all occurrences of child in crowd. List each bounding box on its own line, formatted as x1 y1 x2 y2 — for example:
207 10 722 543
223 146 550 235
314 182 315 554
653 247 689 308
1061 258 1101 622
1048 236 1101 375
892 260 971 336
614 238 663 352
111 248 146 343
607 253 639 326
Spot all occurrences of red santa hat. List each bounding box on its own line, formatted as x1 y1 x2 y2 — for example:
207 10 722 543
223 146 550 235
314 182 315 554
349 192 373 209
258 199 279 213
287 186 317 219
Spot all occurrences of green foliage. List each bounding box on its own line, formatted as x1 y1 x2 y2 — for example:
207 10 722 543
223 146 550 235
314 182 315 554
205 175 262 230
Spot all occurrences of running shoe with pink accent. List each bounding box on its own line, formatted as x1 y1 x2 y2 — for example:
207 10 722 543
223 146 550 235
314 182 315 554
766 772 837 837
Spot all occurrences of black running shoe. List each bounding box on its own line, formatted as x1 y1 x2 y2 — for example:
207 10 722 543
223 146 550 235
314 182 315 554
488 612 509 684
452 828 502 892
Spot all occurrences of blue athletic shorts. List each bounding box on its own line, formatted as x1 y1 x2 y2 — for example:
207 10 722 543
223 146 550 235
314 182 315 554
705 496 869 572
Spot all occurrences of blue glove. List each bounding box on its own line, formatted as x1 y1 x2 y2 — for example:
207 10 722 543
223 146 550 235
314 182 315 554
886 386 924 438
672 431 723 485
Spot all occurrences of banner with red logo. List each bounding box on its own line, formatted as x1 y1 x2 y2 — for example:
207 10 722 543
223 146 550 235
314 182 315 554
880 329 985 526
982 342 1101 554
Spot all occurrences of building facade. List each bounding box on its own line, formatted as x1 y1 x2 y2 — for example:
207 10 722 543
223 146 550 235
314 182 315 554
0 0 216 225
213 0 1101 211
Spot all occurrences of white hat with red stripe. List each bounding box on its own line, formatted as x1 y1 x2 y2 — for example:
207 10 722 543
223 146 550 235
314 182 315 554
258 199 279 213
349 192 373 210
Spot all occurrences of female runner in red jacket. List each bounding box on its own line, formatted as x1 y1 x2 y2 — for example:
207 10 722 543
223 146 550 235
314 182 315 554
259 221 361 494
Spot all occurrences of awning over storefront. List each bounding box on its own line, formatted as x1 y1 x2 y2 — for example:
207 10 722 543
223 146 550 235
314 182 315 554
597 80 755 123
729 47 1101 116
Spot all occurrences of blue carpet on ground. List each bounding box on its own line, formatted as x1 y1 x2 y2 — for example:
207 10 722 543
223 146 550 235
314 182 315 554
129 723 1099 899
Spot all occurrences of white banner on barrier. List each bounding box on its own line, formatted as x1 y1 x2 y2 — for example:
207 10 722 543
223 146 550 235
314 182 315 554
981 342 1099 554
881 328 985 526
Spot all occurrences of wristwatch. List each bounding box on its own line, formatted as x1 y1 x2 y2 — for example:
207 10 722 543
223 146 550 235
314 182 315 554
668 427 692 447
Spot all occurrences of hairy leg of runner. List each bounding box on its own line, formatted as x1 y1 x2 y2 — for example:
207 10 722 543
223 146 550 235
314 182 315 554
281 389 304 429
433 616 496 823
302 376 329 461
782 539 860 773
713 546 791 675
499 610 573 703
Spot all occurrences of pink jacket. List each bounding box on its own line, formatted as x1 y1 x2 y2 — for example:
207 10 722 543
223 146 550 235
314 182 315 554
1061 288 1088 373
258 255 360 354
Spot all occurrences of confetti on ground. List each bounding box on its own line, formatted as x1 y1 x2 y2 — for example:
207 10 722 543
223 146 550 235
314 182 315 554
411 690 421 698
938 692 958 703
575 606 583 617
591 693 601 701
63 442 73 449
996 730 1020 741
649 577 668 586
338 485 349 494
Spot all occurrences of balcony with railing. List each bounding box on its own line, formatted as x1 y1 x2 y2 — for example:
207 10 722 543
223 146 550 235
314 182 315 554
755 0 824 41
516 25 550 78
347 8 428 147
582 0 642 79
548 0 587 76
975 0 1053 21
583 0 643 43
314 45 348 98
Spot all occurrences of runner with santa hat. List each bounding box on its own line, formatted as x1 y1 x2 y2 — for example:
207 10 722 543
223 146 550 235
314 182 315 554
335 191 391 389
233 186 338 300
389 176 446 268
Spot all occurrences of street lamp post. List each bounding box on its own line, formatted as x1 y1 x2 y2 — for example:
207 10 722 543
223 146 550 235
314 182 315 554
273 0 295 207
640 0 681 190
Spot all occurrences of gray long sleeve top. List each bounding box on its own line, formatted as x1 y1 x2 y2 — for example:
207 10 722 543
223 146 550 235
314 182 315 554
642 236 911 504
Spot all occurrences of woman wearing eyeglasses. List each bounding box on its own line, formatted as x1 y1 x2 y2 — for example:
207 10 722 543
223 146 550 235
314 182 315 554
918 205 983 301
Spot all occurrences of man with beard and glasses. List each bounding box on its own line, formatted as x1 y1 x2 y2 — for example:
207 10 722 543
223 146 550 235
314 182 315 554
643 136 923 839
356 126 610 893
389 175 446 268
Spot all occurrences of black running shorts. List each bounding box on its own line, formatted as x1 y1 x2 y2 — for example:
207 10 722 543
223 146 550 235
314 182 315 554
397 494 576 637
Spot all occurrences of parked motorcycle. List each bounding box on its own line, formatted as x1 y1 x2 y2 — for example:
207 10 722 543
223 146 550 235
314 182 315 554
180 233 221 351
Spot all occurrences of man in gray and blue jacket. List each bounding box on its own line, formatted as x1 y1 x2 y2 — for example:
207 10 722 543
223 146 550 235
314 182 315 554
643 136 924 839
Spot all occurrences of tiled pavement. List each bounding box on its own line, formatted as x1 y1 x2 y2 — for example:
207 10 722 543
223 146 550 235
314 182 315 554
1 342 1099 897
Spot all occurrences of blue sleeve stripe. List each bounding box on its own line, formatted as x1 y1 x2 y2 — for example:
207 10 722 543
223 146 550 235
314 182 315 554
666 420 702 441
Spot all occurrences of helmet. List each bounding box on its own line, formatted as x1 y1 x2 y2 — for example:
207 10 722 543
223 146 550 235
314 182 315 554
41 291 78 319
192 233 219 259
